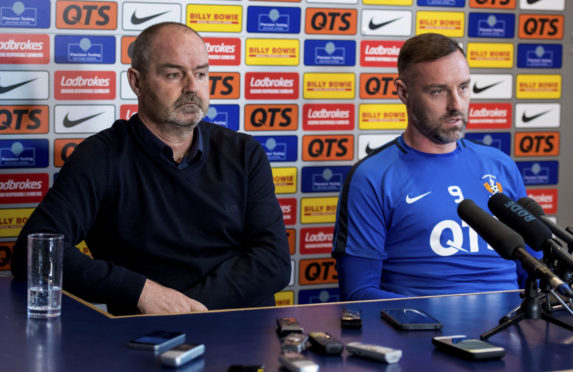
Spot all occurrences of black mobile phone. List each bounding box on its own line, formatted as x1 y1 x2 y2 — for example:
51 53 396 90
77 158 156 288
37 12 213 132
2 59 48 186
432 335 505 360
341 308 362 329
281 333 309 353
277 317 304 336
126 330 186 352
308 332 343 355
381 308 442 330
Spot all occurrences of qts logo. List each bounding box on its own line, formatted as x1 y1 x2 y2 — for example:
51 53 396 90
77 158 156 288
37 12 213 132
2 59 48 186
360 73 398 99
0 106 48 134
514 132 559 157
519 15 564 39
56 1 117 30
209 72 240 99
469 0 515 8
299 258 338 285
54 139 84 167
305 8 357 35
0 241 14 270
245 105 298 131
302 135 354 161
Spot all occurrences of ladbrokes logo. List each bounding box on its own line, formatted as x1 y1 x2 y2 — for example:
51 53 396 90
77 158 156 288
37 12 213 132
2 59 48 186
516 74 561 99
56 1 117 30
299 258 338 285
527 188 557 214
416 11 465 37
303 73 355 99
245 72 299 100
359 104 407 130
360 73 398 99
245 104 298 131
120 104 137 120
0 34 49 64
204 37 241 66
467 43 514 68
302 135 353 161
518 14 563 39
55 71 116 100
278 198 297 225
468 103 512 130
469 0 516 9
246 39 299 66
187 4 242 32
209 72 240 99
300 227 335 255
0 208 33 238
514 132 559 157
305 8 357 35
301 197 338 224
0 173 49 204
302 104 354 131
0 105 48 134
54 138 84 167
360 40 403 67
272 167 297 194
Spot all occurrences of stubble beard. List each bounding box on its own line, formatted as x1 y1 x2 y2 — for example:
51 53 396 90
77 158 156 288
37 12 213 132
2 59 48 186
141 93 208 130
411 104 468 145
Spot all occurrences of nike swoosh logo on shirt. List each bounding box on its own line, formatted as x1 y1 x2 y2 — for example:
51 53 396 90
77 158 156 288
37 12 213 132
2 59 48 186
131 10 170 25
406 191 431 204
0 79 37 94
63 112 104 128
521 110 550 123
368 17 401 30
472 81 503 94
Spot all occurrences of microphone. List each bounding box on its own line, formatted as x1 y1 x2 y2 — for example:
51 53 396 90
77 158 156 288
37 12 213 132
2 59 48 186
488 193 573 271
517 196 573 248
457 199 573 297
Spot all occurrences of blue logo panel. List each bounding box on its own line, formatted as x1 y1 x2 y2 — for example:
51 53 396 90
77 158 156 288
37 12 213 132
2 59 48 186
0 0 50 28
301 166 350 193
254 135 297 162
246 6 301 34
298 288 340 305
55 35 116 64
465 132 511 155
206 105 240 131
417 0 465 7
0 139 49 168
517 44 562 69
304 40 355 67
516 161 558 186
468 13 515 38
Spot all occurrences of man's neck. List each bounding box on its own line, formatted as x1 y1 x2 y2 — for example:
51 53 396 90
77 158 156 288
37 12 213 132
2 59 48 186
139 116 195 163
403 127 457 154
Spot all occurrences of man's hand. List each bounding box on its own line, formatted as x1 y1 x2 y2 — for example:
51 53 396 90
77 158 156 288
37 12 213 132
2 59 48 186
137 279 208 314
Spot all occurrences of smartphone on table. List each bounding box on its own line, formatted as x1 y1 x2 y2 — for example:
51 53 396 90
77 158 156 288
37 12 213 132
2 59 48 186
126 330 186 353
381 308 442 330
432 335 505 360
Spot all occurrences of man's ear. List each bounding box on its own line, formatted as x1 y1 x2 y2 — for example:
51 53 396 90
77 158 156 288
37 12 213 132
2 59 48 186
127 67 142 98
395 78 408 105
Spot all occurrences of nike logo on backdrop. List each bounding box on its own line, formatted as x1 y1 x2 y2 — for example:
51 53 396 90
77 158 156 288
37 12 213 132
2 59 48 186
131 10 170 25
368 17 401 30
522 110 550 123
0 79 37 94
406 191 431 204
472 81 502 94
63 112 104 128
365 143 379 155
527 0 542 4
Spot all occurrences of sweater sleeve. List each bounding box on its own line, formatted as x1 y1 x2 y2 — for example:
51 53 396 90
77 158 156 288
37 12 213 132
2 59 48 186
11 135 147 309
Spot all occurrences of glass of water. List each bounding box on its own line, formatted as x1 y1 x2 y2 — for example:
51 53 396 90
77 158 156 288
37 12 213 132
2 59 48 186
27 233 64 318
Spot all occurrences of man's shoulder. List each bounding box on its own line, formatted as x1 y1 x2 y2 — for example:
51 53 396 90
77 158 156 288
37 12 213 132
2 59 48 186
460 138 514 162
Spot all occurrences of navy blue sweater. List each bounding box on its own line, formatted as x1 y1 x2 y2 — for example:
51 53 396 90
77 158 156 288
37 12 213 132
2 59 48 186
12 115 291 315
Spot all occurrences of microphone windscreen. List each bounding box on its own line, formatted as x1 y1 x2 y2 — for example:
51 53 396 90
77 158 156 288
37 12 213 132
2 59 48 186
458 198 525 260
517 197 546 218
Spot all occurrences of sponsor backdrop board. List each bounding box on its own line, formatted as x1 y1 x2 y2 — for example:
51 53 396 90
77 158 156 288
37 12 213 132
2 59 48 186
0 0 570 307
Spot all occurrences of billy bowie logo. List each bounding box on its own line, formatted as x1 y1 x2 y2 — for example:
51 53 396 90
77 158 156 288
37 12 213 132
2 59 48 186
517 161 558 186
416 11 465 37
358 134 401 159
0 139 48 169
359 104 407 130
187 4 242 33
360 73 398 99
468 13 515 38
517 44 562 69
54 105 115 133
305 8 357 35
0 208 34 238
245 72 299 100
300 197 338 224
300 226 335 255
54 138 84 167
272 167 297 194
514 132 559 157
0 173 49 204
515 103 560 128
303 73 355 100
516 74 561 99
205 105 240 131
518 14 563 39
304 40 355 66
204 37 241 66
519 0 564 11
361 10 412 36
0 70 48 100
120 104 137 120
467 43 513 68
246 6 301 34
245 104 298 131
360 40 403 68
302 103 354 131
470 74 512 99
469 0 516 8
302 135 354 161
54 35 115 64
465 132 511 155
245 39 299 66
0 34 49 64
255 136 297 162
55 71 116 100
0 0 50 28
301 166 350 193
122 2 181 31
209 72 240 99
467 103 512 130
56 1 117 30
0 105 49 134
278 198 297 225
527 188 557 215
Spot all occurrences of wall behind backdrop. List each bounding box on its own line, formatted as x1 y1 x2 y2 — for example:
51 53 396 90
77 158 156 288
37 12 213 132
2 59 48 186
0 0 571 306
